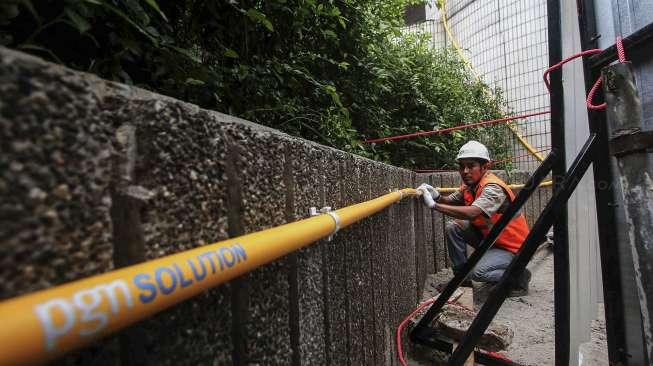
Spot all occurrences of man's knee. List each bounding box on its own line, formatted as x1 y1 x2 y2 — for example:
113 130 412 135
446 219 467 233
445 220 458 235
470 267 488 282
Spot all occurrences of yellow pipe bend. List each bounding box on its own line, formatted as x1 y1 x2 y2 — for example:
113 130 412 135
506 124 545 162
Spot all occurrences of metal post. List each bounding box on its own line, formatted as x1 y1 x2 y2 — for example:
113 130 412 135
603 62 653 363
546 1 570 364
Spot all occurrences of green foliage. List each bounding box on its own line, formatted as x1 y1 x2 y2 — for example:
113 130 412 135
1 0 510 169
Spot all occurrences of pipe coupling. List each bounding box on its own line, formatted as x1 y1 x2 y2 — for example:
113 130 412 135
309 206 341 241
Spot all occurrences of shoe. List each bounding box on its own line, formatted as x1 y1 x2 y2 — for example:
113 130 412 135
508 268 531 297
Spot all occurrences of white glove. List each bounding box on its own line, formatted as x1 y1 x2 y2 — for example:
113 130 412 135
417 183 440 201
416 186 436 209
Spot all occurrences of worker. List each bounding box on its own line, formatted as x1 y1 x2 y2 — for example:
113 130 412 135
416 140 531 296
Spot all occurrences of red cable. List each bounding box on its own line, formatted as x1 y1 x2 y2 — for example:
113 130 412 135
484 351 513 362
586 36 627 110
396 298 435 366
543 49 602 92
616 36 626 63
365 111 550 144
543 37 627 111
414 147 552 172
586 77 607 110
396 297 513 366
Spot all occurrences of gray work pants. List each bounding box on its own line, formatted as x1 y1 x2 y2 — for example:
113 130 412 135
445 220 514 283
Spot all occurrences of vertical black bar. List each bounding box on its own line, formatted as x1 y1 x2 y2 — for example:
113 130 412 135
576 1 634 364
547 1 569 365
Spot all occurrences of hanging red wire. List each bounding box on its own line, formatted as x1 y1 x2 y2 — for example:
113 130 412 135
413 147 552 172
374 37 629 146
542 49 603 92
543 37 628 111
364 111 550 144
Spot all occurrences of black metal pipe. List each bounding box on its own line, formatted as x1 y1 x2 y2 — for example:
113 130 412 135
546 1 570 365
448 134 597 365
411 150 557 334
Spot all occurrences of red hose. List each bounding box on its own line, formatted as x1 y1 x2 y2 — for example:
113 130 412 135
586 77 607 110
616 36 626 63
396 298 435 366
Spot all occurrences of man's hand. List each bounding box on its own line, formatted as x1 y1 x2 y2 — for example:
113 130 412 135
416 184 437 209
417 183 441 201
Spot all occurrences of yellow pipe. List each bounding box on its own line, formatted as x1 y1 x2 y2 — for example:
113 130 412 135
506 124 545 162
438 2 545 162
0 189 418 365
437 180 552 194
439 2 479 78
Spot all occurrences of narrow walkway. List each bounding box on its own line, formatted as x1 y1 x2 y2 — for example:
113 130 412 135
410 245 556 365
411 243 610 365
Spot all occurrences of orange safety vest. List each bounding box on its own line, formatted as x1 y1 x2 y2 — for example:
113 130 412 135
461 172 529 253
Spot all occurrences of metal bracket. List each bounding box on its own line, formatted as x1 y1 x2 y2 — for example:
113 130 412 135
609 129 653 157
309 206 340 241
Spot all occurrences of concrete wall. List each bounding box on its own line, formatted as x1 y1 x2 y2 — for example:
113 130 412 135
0 47 550 365
0 47 441 365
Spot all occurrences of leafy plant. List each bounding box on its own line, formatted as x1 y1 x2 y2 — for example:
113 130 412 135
1 0 510 169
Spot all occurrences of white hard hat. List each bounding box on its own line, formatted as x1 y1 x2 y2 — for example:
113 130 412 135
456 140 490 162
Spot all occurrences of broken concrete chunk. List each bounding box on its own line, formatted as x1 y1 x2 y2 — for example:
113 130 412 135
434 304 513 352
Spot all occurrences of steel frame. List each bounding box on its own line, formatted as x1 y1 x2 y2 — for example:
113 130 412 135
408 3 653 365
410 134 601 365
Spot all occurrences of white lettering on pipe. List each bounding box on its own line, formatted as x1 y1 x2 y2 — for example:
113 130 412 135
33 280 134 351
34 299 76 351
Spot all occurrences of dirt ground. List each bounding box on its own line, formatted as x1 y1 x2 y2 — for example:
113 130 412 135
407 243 608 365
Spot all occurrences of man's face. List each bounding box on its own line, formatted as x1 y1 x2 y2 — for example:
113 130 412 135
458 159 489 186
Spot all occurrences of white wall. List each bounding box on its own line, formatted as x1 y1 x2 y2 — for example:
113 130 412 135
447 0 551 171
561 3 603 365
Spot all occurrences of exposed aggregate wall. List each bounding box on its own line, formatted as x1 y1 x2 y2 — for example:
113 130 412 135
0 47 549 365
